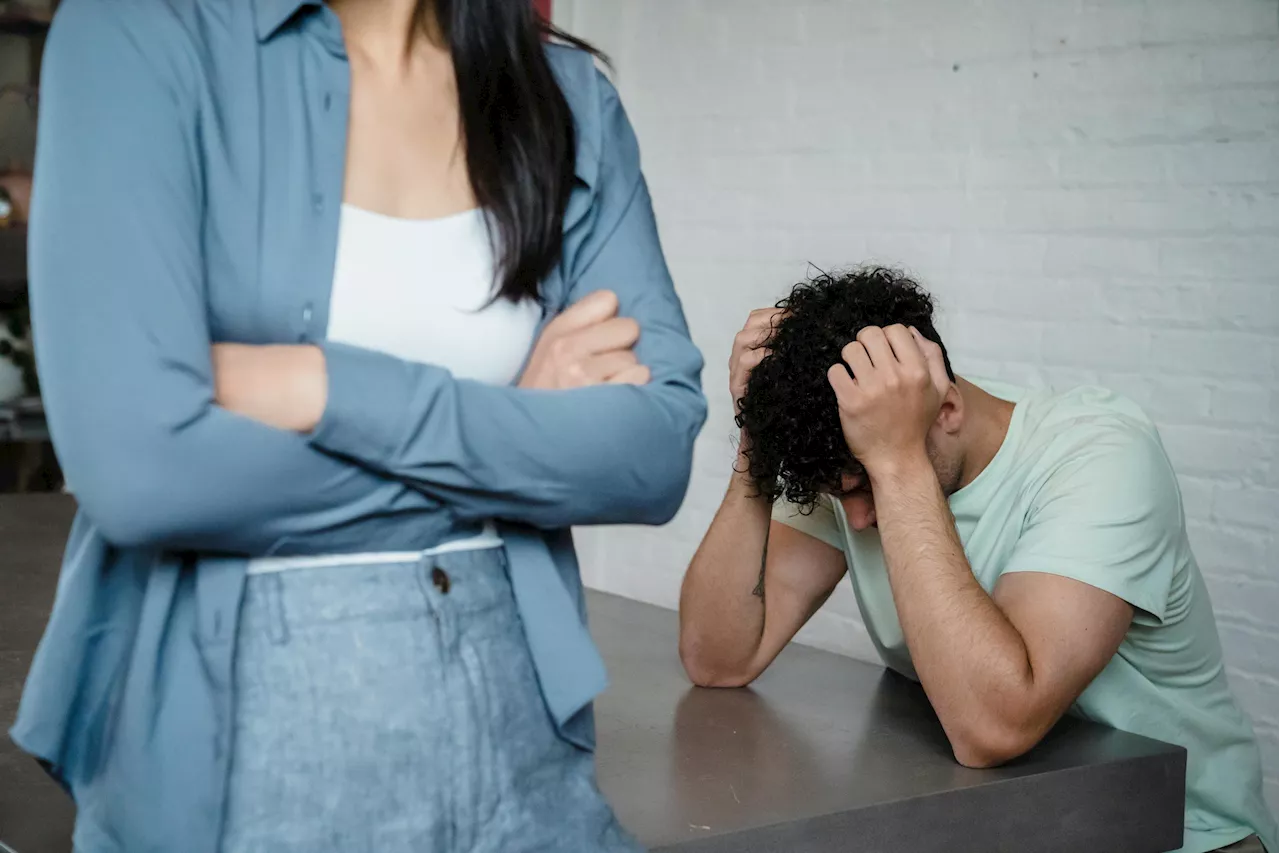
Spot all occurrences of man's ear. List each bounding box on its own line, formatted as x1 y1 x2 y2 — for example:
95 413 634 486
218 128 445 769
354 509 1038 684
936 383 963 435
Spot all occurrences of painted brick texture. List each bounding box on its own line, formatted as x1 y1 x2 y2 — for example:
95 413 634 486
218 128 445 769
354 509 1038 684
557 0 1278 809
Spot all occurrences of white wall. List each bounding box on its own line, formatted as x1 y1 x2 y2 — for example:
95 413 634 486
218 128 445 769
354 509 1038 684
558 0 1279 806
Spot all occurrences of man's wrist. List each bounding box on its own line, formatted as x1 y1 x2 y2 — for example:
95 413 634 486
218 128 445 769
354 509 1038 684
729 433 774 507
734 427 751 467
862 445 935 491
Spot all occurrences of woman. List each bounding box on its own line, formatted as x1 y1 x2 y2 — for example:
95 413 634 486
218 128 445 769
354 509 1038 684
12 0 706 850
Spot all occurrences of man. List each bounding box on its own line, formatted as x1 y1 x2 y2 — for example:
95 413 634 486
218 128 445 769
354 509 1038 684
679 267 1276 853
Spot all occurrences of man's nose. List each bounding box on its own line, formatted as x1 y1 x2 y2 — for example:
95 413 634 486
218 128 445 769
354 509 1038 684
848 500 877 531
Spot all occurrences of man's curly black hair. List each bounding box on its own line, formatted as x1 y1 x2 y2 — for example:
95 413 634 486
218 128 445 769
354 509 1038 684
736 266 954 510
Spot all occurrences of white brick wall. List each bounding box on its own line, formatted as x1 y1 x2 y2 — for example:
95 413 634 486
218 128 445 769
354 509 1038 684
558 0 1278 809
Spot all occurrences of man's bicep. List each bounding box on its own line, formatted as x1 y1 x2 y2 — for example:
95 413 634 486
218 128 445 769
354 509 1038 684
994 571 1133 717
749 521 849 678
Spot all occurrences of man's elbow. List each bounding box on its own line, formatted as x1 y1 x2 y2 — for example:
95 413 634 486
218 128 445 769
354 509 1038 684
678 634 758 689
948 721 1040 769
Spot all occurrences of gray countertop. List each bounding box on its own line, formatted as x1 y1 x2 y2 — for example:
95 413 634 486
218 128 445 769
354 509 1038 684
589 591 1186 852
2 496 1187 852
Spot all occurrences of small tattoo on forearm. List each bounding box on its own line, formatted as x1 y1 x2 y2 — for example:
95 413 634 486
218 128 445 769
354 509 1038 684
753 526 770 598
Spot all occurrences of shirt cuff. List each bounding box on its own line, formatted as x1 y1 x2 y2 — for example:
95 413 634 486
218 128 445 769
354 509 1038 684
308 340 419 464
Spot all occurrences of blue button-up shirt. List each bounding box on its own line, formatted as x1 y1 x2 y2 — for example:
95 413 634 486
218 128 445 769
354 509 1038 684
11 1 706 850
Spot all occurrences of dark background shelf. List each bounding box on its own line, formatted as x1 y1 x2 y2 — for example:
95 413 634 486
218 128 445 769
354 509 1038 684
0 226 27 308
0 7 51 36
0 17 47 36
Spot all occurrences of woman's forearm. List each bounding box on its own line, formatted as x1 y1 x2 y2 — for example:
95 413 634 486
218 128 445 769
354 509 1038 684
212 338 703 529
315 339 703 528
212 343 327 432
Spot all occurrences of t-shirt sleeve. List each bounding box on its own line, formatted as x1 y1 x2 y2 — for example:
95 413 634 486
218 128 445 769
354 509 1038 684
999 427 1181 623
772 495 846 553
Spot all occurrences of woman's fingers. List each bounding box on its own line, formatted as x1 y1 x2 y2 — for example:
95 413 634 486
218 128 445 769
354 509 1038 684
607 363 651 386
516 291 650 390
571 316 641 356
585 349 639 382
545 289 619 335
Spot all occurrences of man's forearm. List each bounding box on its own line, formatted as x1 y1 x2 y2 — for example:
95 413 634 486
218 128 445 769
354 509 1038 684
868 451 1036 765
679 451 773 685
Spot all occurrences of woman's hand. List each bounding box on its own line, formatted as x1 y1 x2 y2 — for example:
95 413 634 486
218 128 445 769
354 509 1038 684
212 343 327 433
518 289 651 390
214 289 648 432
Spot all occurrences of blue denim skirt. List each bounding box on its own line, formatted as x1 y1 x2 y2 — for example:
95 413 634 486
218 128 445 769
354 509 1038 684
221 548 642 853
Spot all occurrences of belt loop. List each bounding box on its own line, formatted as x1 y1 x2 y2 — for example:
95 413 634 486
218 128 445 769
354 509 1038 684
264 574 290 646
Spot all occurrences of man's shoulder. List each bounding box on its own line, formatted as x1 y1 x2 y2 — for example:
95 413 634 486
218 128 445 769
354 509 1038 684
969 378 1163 477
1015 385 1180 519
1017 382 1159 454
1039 384 1155 428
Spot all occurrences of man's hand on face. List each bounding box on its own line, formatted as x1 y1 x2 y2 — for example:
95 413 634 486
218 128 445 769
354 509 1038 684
826 325 951 476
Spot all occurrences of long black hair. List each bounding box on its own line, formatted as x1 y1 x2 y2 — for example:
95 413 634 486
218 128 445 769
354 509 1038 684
421 0 607 303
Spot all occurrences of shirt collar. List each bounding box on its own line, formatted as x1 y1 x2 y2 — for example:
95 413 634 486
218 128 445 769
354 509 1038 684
254 0 323 41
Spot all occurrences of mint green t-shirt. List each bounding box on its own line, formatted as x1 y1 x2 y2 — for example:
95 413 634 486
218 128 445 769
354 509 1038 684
774 379 1276 853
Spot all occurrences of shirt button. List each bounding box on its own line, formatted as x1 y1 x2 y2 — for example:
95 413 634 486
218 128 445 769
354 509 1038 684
432 567 451 595
301 304 313 325
312 193 324 214
323 93 333 111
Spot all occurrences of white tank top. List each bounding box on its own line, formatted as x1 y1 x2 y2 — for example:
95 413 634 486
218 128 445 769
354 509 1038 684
247 205 542 575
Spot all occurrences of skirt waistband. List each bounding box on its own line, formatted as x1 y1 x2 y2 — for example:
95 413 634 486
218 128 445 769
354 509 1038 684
246 522 503 575
240 547 515 636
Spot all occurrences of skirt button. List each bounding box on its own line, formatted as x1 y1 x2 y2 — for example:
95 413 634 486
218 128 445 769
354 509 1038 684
431 567 451 595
